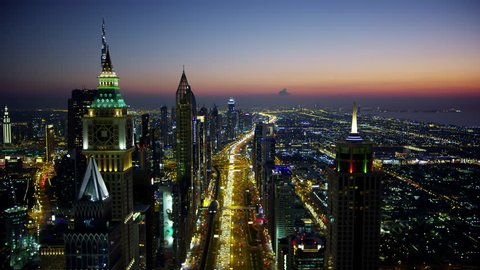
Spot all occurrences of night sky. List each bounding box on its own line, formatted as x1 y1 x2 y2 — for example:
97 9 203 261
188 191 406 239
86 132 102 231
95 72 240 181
0 0 479 109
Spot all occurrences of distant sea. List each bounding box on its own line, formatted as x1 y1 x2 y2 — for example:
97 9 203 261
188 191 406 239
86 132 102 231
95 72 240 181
363 110 480 127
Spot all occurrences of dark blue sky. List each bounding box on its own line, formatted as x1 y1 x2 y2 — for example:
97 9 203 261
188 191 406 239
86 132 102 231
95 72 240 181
1 0 479 109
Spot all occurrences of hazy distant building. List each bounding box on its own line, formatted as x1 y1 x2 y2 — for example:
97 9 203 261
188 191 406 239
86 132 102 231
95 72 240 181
238 110 253 132
174 69 197 266
45 124 55 162
12 122 32 142
3 105 12 144
67 89 97 152
209 105 221 153
326 102 381 270
140 113 151 146
225 97 238 141
81 20 138 269
160 106 169 147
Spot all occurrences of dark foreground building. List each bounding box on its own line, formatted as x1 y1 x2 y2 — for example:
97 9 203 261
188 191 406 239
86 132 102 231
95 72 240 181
326 102 382 269
64 157 121 269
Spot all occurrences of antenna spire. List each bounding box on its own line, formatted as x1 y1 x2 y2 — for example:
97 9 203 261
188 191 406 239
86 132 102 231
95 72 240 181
346 101 362 141
100 19 113 72
351 101 358 134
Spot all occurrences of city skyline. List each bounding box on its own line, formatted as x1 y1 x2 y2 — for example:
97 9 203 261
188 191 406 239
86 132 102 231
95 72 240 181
1 1 480 109
0 2 479 269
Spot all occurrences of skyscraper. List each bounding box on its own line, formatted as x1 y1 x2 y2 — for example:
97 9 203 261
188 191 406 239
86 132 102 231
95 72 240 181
253 122 275 218
209 105 221 154
272 166 296 262
67 89 98 152
3 105 12 144
82 20 138 269
140 113 150 146
197 107 210 200
326 102 381 270
64 157 121 269
174 69 196 266
226 97 238 141
160 106 169 147
45 124 55 162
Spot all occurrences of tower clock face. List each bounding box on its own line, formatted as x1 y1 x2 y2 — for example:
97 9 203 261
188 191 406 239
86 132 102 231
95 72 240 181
90 122 119 147
97 126 111 142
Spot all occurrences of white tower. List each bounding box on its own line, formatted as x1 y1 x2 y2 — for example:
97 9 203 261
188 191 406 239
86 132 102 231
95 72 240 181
3 106 12 144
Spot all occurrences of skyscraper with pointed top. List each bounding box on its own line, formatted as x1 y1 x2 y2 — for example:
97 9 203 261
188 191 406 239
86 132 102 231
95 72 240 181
326 102 381 270
174 69 197 266
81 20 138 270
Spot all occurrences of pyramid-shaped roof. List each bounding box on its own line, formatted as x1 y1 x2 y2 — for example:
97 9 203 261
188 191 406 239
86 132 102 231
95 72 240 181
78 157 110 201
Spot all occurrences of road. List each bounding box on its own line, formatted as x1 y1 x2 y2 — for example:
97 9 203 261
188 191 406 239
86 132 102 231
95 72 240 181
28 163 55 238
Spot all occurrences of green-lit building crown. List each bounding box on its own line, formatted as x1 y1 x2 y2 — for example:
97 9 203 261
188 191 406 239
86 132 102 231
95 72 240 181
91 20 127 109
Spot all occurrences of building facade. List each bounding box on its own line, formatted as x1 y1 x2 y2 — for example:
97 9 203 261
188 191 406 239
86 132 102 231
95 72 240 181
174 70 197 266
326 103 381 270
3 105 12 144
81 20 138 269
225 97 238 141
45 124 55 162
253 122 276 222
64 157 121 269
67 89 98 152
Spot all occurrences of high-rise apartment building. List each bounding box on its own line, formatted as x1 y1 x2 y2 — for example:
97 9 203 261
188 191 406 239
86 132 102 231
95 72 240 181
326 102 381 270
209 105 221 154
174 69 197 266
81 20 138 269
226 97 238 141
3 105 12 144
197 107 210 199
45 124 55 162
67 89 98 151
140 113 150 146
272 166 296 261
253 122 275 217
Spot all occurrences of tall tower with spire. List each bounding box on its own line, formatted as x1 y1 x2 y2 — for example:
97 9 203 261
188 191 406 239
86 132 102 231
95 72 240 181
174 69 197 266
326 102 381 270
82 20 137 270
3 106 12 144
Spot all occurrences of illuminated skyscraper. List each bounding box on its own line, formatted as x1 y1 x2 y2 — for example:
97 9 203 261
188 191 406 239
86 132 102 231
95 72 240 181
174 69 197 266
197 107 210 199
45 124 55 162
82 20 138 269
326 102 381 270
3 105 12 144
226 97 238 141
